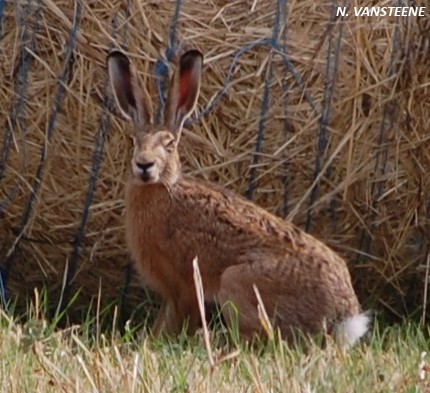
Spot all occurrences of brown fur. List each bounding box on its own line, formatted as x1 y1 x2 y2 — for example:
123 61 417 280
107 49 364 341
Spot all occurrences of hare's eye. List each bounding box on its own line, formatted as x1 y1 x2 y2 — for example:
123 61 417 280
127 135 135 149
165 139 176 152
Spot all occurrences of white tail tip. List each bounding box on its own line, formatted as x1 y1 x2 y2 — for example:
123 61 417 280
336 312 371 348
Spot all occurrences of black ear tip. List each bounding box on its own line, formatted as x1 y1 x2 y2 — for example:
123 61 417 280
185 49 203 58
107 50 130 65
180 49 204 67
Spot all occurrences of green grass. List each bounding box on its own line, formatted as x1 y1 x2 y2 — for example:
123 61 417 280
0 305 429 393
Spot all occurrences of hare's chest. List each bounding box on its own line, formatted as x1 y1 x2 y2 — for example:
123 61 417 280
124 183 172 282
124 207 163 290
125 198 168 258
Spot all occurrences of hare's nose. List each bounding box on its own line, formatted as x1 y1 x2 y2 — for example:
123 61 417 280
136 161 154 174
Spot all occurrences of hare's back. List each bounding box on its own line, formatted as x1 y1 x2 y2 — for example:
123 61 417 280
174 177 349 263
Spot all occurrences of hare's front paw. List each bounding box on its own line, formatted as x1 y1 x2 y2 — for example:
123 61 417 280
151 298 201 337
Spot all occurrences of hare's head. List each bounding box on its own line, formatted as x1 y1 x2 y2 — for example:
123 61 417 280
107 50 203 185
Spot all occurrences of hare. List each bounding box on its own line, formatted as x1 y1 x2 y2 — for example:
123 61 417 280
107 49 370 346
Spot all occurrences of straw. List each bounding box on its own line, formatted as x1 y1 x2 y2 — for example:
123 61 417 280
0 0 429 322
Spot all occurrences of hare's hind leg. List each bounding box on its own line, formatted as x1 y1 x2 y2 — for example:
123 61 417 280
217 263 306 342
217 264 275 341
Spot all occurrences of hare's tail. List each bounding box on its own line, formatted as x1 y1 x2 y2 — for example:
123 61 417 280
335 312 371 347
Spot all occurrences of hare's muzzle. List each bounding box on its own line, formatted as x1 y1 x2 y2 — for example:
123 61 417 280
135 161 155 182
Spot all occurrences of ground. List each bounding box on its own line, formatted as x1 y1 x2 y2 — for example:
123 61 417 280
0 304 429 393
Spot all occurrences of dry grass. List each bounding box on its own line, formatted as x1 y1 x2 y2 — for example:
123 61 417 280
0 307 429 393
0 0 430 322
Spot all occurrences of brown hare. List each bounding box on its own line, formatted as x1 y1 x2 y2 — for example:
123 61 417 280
107 49 369 346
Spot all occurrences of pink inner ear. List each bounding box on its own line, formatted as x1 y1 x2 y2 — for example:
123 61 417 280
178 69 192 108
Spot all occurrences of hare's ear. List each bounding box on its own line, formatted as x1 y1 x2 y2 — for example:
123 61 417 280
107 51 150 128
164 49 203 139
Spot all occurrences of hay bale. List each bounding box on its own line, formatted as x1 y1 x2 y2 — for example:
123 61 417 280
1 0 429 321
